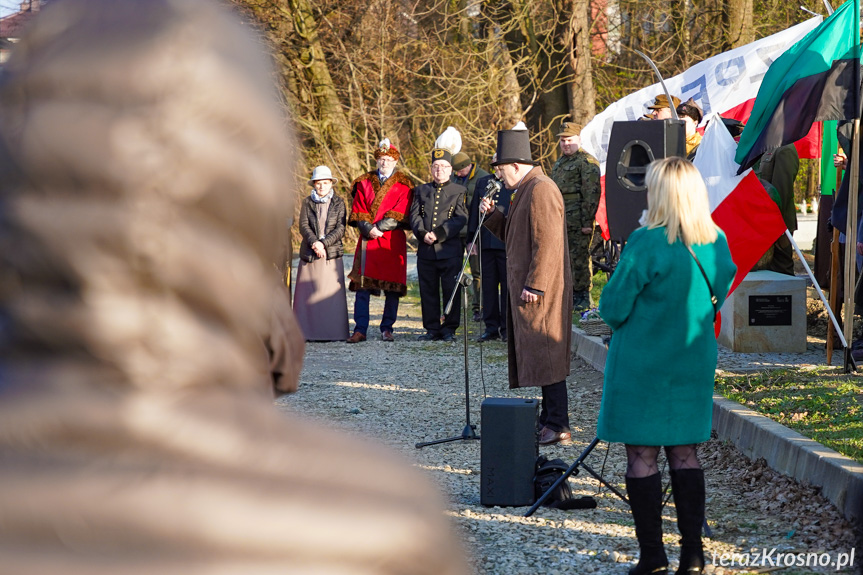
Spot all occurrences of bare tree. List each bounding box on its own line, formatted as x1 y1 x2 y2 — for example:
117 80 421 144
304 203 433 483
591 0 808 114
723 0 755 49
570 0 596 126
231 0 815 248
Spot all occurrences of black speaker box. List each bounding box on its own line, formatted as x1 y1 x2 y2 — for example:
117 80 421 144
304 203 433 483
480 397 539 507
605 119 686 242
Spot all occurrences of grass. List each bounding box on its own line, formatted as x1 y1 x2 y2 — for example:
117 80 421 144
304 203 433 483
590 271 608 309
710 247 863 464
404 278 421 306
572 272 610 324
411 258 863 465
714 368 863 463
583 253 863 465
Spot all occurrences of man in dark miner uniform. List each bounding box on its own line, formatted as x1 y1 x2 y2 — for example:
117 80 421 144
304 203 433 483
410 146 469 341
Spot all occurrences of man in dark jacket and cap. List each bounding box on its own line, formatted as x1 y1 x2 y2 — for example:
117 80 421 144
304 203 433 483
468 157 510 342
452 151 490 321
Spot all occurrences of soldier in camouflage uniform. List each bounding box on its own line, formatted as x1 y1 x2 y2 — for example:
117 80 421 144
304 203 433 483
753 144 799 275
550 121 600 312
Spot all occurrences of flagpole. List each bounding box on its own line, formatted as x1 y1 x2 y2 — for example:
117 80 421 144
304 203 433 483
843 118 860 371
787 230 847 350
842 0 862 370
827 227 841 362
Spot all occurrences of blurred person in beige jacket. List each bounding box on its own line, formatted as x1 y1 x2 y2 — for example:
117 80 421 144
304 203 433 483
0 1 469 574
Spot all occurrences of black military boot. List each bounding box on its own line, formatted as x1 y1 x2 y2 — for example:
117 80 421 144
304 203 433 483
670 469 706 575
626 474 669 575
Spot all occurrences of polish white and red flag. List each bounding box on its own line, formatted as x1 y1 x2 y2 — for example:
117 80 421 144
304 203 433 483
693 114 787 294
580 17 821 239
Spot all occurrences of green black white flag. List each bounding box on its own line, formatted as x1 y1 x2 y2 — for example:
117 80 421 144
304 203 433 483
735 0 860 172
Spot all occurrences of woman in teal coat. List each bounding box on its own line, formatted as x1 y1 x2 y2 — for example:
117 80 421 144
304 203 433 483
597 157 736 575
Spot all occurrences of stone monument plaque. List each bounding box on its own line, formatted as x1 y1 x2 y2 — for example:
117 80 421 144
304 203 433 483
749 295 793 326
718 270 806 353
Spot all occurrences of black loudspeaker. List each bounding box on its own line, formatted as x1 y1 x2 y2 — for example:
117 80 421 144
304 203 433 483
480 397 539 507
605 119 686 241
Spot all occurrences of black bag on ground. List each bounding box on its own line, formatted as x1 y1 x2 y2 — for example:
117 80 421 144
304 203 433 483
533 455 598 510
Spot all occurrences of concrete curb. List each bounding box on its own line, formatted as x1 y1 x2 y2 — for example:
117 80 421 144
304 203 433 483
572 325 863 521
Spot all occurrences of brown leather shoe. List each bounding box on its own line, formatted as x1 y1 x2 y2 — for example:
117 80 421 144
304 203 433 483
538 426 572 446
381 330 394 342
346 331 366 344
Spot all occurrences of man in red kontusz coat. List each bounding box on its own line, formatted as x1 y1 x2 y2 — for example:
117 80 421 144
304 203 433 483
346 139 414 343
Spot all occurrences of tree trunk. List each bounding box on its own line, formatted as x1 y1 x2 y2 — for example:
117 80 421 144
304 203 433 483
722 0 754 50
489 24 524 128
528 0 571 160
287 0 362 181
484 0 527 128
671 0 692 69
568 0 596 126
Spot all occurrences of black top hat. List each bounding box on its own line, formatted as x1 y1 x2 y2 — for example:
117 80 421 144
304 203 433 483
490 129 538 166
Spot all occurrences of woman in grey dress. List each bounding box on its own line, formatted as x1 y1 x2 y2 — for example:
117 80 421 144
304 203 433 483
293 166 350 341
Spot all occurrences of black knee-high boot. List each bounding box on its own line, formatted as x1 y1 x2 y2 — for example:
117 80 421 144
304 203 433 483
670 469 705 574
626 474 669 575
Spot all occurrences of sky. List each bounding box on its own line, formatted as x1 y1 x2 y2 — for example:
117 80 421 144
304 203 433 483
0 2 19 18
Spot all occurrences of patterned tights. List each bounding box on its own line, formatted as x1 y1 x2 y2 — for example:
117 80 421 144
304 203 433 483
625 444 700 478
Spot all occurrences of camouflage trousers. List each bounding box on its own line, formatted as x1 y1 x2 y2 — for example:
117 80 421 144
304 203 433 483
567 226 594 294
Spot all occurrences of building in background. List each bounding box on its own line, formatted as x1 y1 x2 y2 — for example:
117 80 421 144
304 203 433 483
1 1 47 64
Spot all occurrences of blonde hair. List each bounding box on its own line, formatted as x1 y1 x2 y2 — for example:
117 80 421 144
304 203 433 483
644 156 718 246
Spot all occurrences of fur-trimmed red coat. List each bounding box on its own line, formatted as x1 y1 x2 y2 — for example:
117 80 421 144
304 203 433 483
348 170 414 295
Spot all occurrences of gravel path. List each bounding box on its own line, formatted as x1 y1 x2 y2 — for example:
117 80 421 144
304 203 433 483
277 295 857 575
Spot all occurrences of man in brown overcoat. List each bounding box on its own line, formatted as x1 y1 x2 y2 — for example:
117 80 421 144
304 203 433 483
481 127 574 445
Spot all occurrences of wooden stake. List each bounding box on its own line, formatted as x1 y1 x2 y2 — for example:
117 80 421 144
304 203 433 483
844 118 860 371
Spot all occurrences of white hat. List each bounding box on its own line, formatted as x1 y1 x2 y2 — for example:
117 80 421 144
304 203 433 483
308 165 338 186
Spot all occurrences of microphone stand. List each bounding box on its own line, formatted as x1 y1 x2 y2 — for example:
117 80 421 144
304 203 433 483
416 180 501 449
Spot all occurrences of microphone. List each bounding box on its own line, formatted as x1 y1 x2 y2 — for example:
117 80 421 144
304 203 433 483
483 178 502 201
478 178 502 218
